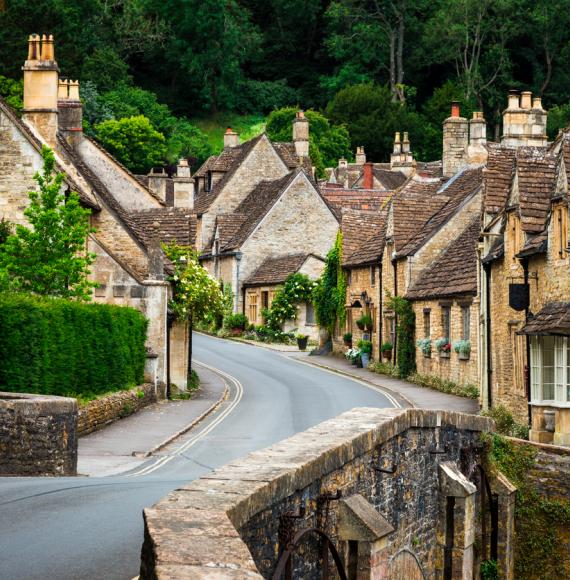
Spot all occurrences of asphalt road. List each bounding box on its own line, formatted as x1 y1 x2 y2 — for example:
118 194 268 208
0 333 397 580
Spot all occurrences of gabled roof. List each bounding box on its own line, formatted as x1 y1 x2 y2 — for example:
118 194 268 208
341 208 388 267
373 168 407 190
483 146 516 214
407 217 480 300
321 187 392 218
481 235 505 264
244 253 323 286
519 302 570 336
131 208 196 247
398 167 483 256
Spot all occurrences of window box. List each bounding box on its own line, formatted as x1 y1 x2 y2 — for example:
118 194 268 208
458 352 470 361
435 337 451 358
439 351 451 359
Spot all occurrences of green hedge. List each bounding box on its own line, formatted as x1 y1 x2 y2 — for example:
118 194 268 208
0 293 148 397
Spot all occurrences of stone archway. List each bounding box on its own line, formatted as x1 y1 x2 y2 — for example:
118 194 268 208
387 549 426 580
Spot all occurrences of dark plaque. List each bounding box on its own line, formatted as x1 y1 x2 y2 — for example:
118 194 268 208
509 283 529 311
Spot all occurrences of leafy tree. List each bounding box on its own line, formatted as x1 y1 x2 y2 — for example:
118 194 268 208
94 115 166 173
0 146 96 300
0 75 23 114
80 80 113 133
166 119 212 168
81 46 132 93
163 244 224 377
266 107 351 175
263 273 315 331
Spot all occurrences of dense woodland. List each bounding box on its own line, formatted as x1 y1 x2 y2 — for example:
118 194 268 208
2 0 570 173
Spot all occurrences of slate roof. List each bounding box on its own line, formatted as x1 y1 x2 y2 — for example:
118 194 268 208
407 217 480 300
398 167 483 256
131 208 196 247
517 230 548 257
391 177 447 253
373 168 407 190
321 186 392 217
516 148 557 233
519 302 570 335
244 254 318 286
341 208 388 267
483 146 516 214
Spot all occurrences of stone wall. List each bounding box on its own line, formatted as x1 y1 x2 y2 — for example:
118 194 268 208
140 408 510 580
77 383 157 437
0 392 77 476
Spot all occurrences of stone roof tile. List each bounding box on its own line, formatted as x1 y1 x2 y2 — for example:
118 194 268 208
342 209 388 267
483 146 516 214
131 208 196 247
519 302 570 335
244 254 313 286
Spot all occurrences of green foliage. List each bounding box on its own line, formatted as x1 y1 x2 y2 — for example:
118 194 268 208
266 107 351 176
0 293 148 397
225 313 249 331
0 218 11 245
249 325 295 344
357 339 372 354
370 360 400 378
80 81 113 133
234 79 300 114
356 313 373 329
486 434 570 579
481 405 529 439
547 102 570 139
416 338 432 357
163 244 224 323
408 372 479 399
81 47 132 93
264 273 315 331
0 75 23 114
0 146 96 300
453 339 471 355
342 332 352 343
386 295 416 378
380 342 393 352
190 113 265 153
480 560 498 580
94 115 166 173
313 232 346 334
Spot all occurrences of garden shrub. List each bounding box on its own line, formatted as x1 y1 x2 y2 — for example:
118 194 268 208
0 293 148 398
225 313 249 330
407 371 479 399
481 404 529 439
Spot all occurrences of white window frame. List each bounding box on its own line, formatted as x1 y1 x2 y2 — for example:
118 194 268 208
530 335 570 407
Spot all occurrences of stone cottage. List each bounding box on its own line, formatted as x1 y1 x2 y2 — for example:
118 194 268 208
0 34 196 389
479 110 570 445
194 115 339 322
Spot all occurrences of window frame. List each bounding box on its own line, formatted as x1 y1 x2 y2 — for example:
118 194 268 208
423 309 431 338
461 305 471 340
530 335 570 407
441 305 451 340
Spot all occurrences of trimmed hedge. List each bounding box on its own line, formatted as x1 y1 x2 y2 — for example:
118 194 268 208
0 293 148 397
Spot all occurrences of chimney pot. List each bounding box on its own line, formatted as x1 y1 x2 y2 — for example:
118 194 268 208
520 91 532 109
292 110 309 157
68 80 80 101
451 101 461 118
507 90 520 110
58 79 69 100
532 97 544 111
355 146 366 164
224 127 239 148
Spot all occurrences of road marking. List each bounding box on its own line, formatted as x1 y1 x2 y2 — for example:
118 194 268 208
125 361 244 478
287 355 403 409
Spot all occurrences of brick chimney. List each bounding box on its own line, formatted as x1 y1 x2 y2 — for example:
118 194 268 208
292 111 309 158
224 127 239 148
443 102 468 177
173 158 194 208
363 162 374 189
502 90 547 147
355 146 366 165
58 79 83 148
468 111 487 164
22 34 59 146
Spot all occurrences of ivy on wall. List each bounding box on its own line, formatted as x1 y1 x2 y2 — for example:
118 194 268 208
485 434 570 580
263 273 315 331
386 294 416 378
313 232 346 335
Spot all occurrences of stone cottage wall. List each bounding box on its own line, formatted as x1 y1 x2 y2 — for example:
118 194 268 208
0 392 77 476
140 408 501 579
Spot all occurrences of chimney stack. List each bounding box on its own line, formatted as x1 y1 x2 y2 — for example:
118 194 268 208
58 79 83 148
355 146 366 165
292 110 309 158
468 111 487 164
224 127 239 148
22 34 59 146
390 131 414 176
442 102 468 177
337 158 348 188
502 89 547 147
363 162 374 189
173 158 194 208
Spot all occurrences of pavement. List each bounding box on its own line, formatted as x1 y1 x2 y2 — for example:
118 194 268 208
287 351 480 414
77 362 227 477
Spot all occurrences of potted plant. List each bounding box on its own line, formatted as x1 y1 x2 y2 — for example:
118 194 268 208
435 338 452 358
345 347 360 365
453 339 471 360
416 338 432 358
356 313 373 331
343 332 353 347
225 313 249 336
380 342 393 360
357 339 373 368
296 333 309 351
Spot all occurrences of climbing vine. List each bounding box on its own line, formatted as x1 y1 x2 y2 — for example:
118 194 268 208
313 232 346 334
263 273 315 331
485 433 570 579
386 293 416 378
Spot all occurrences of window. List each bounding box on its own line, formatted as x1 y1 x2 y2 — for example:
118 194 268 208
247 293 258 325
205 170 213 192
370 266 376 286
530 336 570 404
423 309 431 338
461 306 471 340
347 270 352 285
441 306 451 340
306 302 315 325
261 291 269 310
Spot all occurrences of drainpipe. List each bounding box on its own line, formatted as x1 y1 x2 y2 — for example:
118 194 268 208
484 263 492 409
522 258 532 426
234 252 242 313
378 262 383 353
393 259 398 366
166 309 175 400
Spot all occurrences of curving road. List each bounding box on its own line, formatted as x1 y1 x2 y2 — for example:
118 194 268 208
0 333 397 580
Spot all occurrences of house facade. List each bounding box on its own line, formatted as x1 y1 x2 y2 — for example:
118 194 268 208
0 35 196 389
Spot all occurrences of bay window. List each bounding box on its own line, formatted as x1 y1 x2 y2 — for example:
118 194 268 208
530 336 570 405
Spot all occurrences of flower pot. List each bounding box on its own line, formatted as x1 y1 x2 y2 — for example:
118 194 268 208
297 337 308 351
356 357 363 368
356 321 365 330
343 340 352 348
439 351 450 359
361 352 370 367
382 350 392 360
458 352 469 360
364 324 373 332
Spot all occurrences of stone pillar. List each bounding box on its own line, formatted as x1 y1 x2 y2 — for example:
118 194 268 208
22 34 60 146
443 103 468 177
490 471 517 580
293 110 309 158
224 127 239 148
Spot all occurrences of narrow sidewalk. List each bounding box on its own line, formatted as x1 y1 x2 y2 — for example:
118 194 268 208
77 364 227 477
287 352 480 414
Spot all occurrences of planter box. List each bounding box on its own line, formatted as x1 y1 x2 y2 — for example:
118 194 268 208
458 352 470 361
439 351 450 359
297 337 308 351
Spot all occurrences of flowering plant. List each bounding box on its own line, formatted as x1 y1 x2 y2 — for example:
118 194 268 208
416 338 432 356
435 338 451 353
453 339 471 355
345 347 361 360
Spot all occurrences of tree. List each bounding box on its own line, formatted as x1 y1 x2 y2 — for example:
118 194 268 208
0 146 96 300
94 115 166 173
163 244 224 379
266 107 351 175
0 75 23 114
